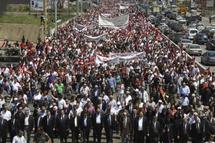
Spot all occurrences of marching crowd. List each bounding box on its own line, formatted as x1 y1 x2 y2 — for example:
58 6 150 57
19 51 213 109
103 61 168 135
0 0 215 143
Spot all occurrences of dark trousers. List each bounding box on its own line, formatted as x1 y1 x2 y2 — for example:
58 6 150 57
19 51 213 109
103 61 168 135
105 128 113 143
72 127 80 143
0 136 7 143
46 129 54 143
93 124 102 143
24 126 31 143
82 128 90 143
147 134 159 143
134 130 145 143
181 135 188 143
59 130 68 143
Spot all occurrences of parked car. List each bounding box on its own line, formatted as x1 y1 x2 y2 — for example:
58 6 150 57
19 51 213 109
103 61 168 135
179 38 192 50
202 27 215 39
193 33 208 44
201 51 215 65
169 32 186 44
206 39 215 50
196 23 205 31
167 20 184 32
186 15 202 25
165 11 177 20
186 44 202 56
188 28 199 40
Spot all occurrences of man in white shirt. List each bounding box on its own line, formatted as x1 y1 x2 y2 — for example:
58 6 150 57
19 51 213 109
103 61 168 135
11 79 22 93
135 111 147 143
12 130 27 143
33 90 42 101
58 97 66 110
181 96 189 113
1 106 12 122
80 83 90 97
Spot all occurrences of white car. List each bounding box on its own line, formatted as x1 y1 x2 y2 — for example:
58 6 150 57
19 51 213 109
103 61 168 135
186 44 202 56
179 39 192 50
188 28 199 40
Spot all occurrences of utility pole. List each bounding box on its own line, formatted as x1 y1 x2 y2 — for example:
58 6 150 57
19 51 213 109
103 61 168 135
55 0 58 30
43 0 48 39
80 0 83 13
76 0 79 16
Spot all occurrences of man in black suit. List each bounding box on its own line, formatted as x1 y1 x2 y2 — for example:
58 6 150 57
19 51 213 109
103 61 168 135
0 114 8 143
14 106 25 133
148 117 160 143
36 106 47 131
91 85 101 106
133 111 148 143
92 107 104 143
180 117 190 143
69 107 80 143
190 113 203 143
24 109 35 143
104 109 115 143
45 110 55 143
119 111 132 143
173 113 183 143
200 114 210 142
56 109 69 143
80 111 91 143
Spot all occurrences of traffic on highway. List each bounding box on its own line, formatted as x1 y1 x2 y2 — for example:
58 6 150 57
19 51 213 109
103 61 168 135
148 4 215 71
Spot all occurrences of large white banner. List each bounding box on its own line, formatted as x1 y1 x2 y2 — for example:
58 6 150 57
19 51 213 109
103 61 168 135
98 14 129 28
84 34 107 42
95 52 145 65
73 24 87 32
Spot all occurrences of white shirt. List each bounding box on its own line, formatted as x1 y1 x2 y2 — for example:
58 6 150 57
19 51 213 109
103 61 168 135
24 116 29 126
80 86 90 96
34 93 42 101
2 110 12 121
125 95 132 106
182 97 189 106
12 82 21 92
142 90 149 103
158 104 164 113
23 94 28 104
84 117 87 126
74 116 78 127
138 117 143 131
0 99 5 109
58 99 66 110
96 113 101 124
12 135 26 143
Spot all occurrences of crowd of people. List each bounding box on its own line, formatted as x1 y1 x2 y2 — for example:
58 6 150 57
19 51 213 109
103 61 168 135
0 0 215 143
